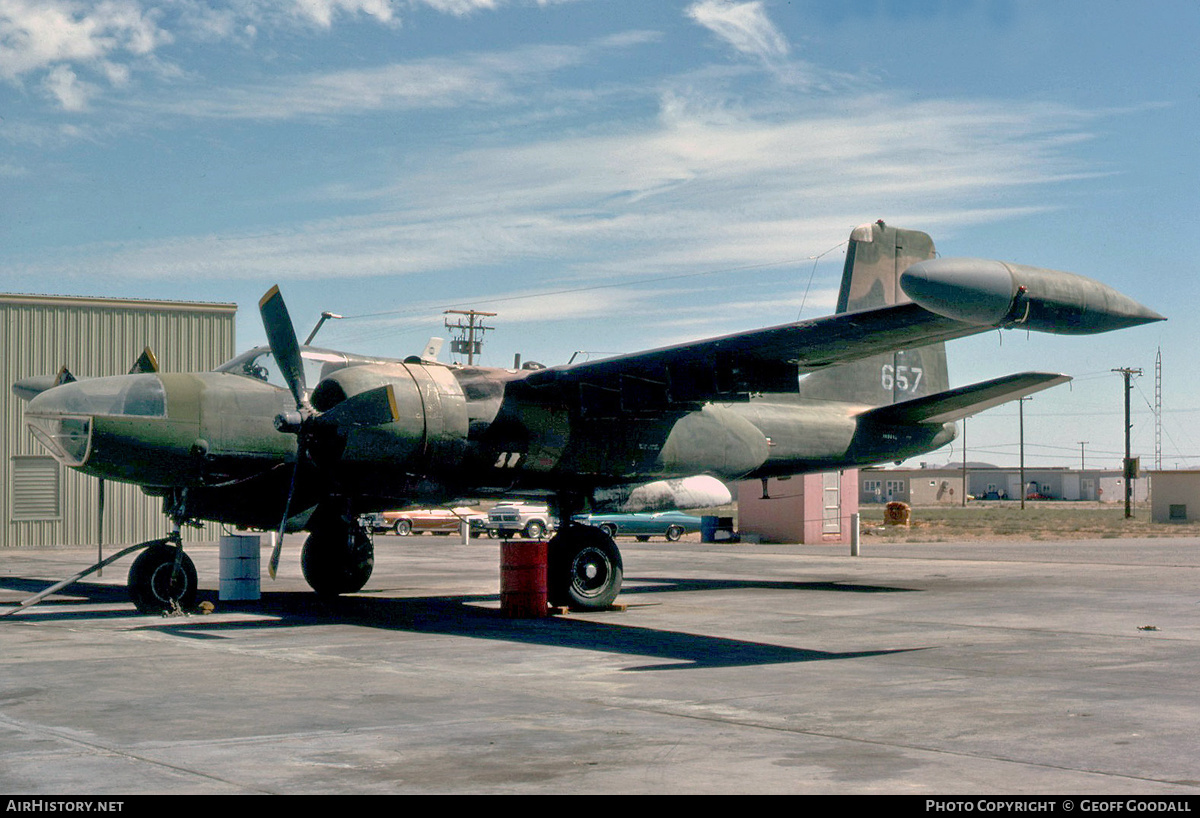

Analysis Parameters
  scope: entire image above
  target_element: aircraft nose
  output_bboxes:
[25,375,167,466]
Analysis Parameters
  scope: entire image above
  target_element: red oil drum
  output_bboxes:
[500,540,548,618]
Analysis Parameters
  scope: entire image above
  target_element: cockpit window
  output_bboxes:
[215,348,349,390]
[34,374,166,418]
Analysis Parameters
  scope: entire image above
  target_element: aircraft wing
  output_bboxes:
[520,255,1160,409]
[521,302,981,404]
[856,372,1072,425]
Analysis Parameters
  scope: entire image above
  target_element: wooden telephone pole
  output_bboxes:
[443,309,496,365]
[1113,367,1142,519]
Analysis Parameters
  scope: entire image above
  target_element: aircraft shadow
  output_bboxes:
[623,577,916,595]
[2,574,921,671]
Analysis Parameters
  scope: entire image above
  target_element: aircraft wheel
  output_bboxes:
[301,527,374,596]
[548,525,623,611]
[128,543,198,614]
[394,519,412,536]
[665,525,684,542]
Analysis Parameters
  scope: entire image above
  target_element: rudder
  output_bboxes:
[797,220,949,406]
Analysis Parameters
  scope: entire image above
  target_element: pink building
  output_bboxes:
[736,471,859,544]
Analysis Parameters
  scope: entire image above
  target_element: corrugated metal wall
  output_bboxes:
[2,293,237,547]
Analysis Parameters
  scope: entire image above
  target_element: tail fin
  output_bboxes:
[796,220,949,406]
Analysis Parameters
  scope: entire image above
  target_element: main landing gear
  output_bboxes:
[300,522,374,597]
[547,523,623,611]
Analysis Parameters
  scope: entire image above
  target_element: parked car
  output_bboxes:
[487,503,555,539]
[365,507,487,537]
[573,510,703,542]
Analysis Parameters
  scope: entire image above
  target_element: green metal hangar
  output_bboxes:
[2,292,237,548]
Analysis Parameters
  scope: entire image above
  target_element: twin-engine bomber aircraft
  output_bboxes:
[14,222,1163,613]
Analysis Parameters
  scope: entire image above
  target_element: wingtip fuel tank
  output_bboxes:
[900,258,1164,334]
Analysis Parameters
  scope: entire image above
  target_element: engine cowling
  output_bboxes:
[310,362,468,487]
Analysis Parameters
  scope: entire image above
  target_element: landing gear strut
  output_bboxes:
[547,524,623,610]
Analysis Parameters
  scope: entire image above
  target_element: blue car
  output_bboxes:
[573,510,703,542]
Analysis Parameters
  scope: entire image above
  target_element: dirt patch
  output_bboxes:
[858,502,1200,542]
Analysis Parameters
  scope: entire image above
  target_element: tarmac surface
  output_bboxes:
[3,534,1200,795]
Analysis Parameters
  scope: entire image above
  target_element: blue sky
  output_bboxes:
[2,0,1197,471]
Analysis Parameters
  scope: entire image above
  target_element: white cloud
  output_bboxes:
[146,39,612,120]
[0,0,169,78]
[164,58,508,119]
[0,0,534,111]
[41,63,97,109]
[6,90,1098,287]
[686,0,788,63]
[0,0,170,108]
[292,0,398,28]
[414,0,499,15]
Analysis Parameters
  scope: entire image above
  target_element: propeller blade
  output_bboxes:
[128,346,159,374]
[269,460,301,580]
[312,385,400,430]
[53,365,76,387]
[268,533,284,580]
[258,285,308,410]
[268,530,284,579]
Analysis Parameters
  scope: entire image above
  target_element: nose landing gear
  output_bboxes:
[127,536,198,614]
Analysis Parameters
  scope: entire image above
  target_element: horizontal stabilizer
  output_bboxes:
[858,372,1071,425]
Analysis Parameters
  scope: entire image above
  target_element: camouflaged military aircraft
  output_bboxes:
[15,222,1163,614]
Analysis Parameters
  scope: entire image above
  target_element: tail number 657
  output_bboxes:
[882,364,923,394]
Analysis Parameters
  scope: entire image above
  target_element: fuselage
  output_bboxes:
[22,344,955,528]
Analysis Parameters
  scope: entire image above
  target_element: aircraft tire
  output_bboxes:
[128,543,198,614]
[548,525,623,611]
[301,527,374,596]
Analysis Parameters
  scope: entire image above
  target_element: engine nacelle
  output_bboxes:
[311,362,468,485]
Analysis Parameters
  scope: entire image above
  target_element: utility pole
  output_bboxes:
[1078,441,1088,470]
[1113,367,1143,519]
[443,309,496,365]
[1019,397,1029,510]
[961,417,968,507]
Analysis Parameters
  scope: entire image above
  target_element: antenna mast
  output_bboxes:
[1155,348,1162,470]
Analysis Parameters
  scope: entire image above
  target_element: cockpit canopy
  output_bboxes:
[214,346,352,394]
